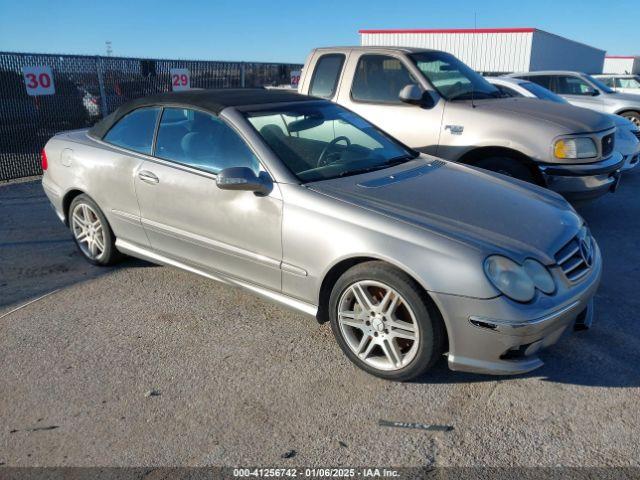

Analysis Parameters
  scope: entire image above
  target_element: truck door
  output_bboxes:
[337,53,444,155]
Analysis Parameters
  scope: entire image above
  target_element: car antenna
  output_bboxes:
[471,12,477,108]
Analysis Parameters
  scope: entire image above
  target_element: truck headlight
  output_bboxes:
[484,256,556,302]
[554,137,597,159]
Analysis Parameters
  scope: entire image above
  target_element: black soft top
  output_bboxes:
[89,88,315,139]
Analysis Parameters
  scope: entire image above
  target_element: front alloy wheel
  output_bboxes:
[329,261,445,381]
[338,281,420,371]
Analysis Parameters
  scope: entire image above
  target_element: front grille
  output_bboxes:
[602,133,615,157]
[632,130,640,141]
[554,229,594,283]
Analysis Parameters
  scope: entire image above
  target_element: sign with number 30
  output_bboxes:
[170,68,190,91]
[22,66,55,96]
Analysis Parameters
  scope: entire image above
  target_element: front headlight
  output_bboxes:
[484,255,556,302]
[554,137,597,159]
[523,259,556,294]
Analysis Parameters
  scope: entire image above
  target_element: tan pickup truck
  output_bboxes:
[298,46,623,200]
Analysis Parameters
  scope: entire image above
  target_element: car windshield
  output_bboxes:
[520,81,568,104]
[583,74,615,94]
[409,51,502,100]
[244,102,417,183]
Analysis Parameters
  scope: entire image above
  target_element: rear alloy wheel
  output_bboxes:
[474,156,536,184]
[69,194,121,266]
[329,262,444,381]
[621,111,640,128]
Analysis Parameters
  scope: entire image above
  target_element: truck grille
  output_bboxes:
[555,229,594,283]
[602,133,615,157]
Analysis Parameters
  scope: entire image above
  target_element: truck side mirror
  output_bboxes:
[399,84,436,109]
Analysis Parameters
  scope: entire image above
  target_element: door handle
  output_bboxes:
[138,170,159,184]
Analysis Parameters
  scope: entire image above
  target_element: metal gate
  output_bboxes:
[0,52,302,181]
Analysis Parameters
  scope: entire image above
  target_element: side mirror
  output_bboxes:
[216,167,272,196]
[590,89,600,97]
[399,84,436,109]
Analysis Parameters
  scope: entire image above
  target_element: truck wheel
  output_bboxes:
[328,261,445,381]
[620,111,640,128]
[474,157,536,184]
[69,194,122,266]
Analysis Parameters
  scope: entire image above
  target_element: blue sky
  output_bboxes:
[0,0,637,63]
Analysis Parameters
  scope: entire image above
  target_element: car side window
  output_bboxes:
[497,85,523,97]
[617,78,640,89]
[600,77,615,88]
[555,76,595,95]
[154,107,260,175]
[351,55,416,104]
[103,107,160,155]
[309,54,345,98]
[525,75,554,91]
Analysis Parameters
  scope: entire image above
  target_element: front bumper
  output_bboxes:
[539,152,624,201]
[431,242,602,375]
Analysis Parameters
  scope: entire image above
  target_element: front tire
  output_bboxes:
[473,156,536,183]
[620,111,640,128]
[69,194,121,266]
[329,261,445,381]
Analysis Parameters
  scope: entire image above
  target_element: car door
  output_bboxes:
[338,53,444,155]
[99,106,161,248]
[134,107,283,291]
[553,75,605,111]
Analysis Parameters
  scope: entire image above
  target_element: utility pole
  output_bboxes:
[105,41,113,57]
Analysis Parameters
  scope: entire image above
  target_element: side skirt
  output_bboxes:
[115,239,318,318]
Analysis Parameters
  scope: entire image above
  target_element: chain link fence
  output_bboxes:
[0,52,302,181]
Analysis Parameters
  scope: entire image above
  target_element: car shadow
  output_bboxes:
[0,180,156,311]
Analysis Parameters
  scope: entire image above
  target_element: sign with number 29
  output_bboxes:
[22,66,55,96]
[170,68,191,91]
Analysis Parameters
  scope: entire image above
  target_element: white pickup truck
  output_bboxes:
[298,47,623,201]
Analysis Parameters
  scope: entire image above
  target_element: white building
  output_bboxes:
[603,56,640,75]
[359,28,605,74]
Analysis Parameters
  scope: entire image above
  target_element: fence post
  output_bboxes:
[96,56,109,118]
[240,62,246,88]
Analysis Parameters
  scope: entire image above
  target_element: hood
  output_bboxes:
[310,158,582,264]
[471,97,615,134]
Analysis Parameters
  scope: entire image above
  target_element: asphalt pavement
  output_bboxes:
[0,173,639,468]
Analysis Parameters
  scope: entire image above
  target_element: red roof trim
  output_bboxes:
[359,28,536,34]
[605,55,638,59]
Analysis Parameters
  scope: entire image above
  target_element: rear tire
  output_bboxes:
[620,111,640,128]
[69,194,121,266]
[474,156,536,183]
[328,261,445,381]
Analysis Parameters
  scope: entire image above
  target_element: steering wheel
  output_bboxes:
[317,136,351,167]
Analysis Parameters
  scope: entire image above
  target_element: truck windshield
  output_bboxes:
[583,74,615,94]
[244,102,417,183]
[409,51,502,101]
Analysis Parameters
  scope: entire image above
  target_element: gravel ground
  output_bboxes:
[0,174,639,469]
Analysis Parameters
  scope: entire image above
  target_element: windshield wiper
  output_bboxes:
[333,155,416,179]
[334,165,390,178]
[449,91,497,101]
[384,153,416,166]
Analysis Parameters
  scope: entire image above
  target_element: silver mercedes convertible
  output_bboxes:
[41,89,601,380]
